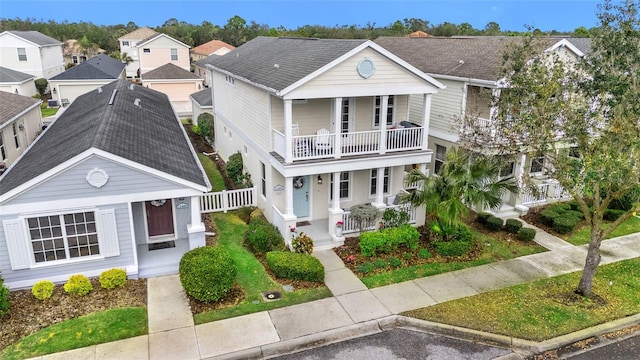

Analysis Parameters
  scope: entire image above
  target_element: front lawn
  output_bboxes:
[41,106,58,118]
[566,216,640,246]
[197,153,226,192]
[404,258,640,341]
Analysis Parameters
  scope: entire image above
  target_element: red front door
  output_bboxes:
[146,200,174,237]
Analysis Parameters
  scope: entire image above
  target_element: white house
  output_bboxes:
[207,37,444,248]
[0,30,64,79]
[0,80,211,289]
[189,88,213,124]
[0,91,42,171]
[118,27,159,78]
[0,67,37,96]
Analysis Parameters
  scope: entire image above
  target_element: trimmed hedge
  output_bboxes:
[179,246,236,302]
[226,152,244,185]
[540,209,560,226]
[0,277,9,317]
[504,219,523,234]
[604,209,626,221]
[32,280,54,300]
[476,212,492,225]
[99,268,127,290]
[485,215,504,231]
[247,218,284,254]
[266,251,324,282]
[564,209,585,220]
[517,227,537,241]
[359,225,419,257]
[434,239,473,257]
[64,274,93,296]
[552,216,581,234]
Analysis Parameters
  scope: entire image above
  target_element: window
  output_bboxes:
[260,162,266,197]
[341,98,350,133]
[27,212,99,263]
[80,56,87,63]
[17,48,27,61]
[499,161,515,178]
[370,168,390,195]
[12,123,19,148]
[225,75,235,86]
[122,41,130,47]
[530,156,544,173]
[373,95,394,127]
[434,145,446,174]
[0,132,5,161]
[330,172,350,200]
[72,55,79,64]
[170,48,178,61]
[143,48,151,53]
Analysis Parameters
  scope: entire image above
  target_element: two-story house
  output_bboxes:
[0,30,64,79]
[0,91,43,172]
[207,37,444,248]
[141,63,204,117]
[375,36,591,216]
[137,33,190,76]
[63,39,105,66]
[118,27,159,78]
[192,40,235,84]
[0,67,37,96]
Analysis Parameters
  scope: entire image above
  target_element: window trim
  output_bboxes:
[370,167,391,197]
[434,144,447,174]
[17,48,27,61]
[373,95,395,128]
[12,122,20,148]
[329,172,352,201]
[0,132,6,161]
[530,155,545,174]
[122,40,130,47]
[260,162,266,198]
[143,48,151,53]
[170,48,178,61]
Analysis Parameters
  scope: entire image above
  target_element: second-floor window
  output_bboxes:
[72,55,79,64]
[143,48,150,53]
[170,48,178,61]
[260,162,266,197]
[530,155,545,174]
[17,48,27,61]
[122,41,130,46]
[12,123,20,148]
[225,75,235,86]
[0,132,6,161]
[374,95,394,127]
[435,145,446,174]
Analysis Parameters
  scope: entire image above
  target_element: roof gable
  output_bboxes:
[0,91,41,127]
[137,33,190,49]
[141,63,201,80]
[0,66,35,83]
[50,54,125,80]
[189,88,212,107]
[1,30,62,47]
[192,39,235,56]
[118,27,158,41]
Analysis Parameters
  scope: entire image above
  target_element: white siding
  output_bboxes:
[410,78,464,141]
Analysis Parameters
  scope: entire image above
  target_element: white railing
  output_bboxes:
[272,205,285,238]
[549,180,572,200]
[521,183,550,206]
[386,127,423,151]
[341,203,417,234]
[273,130,286,158]
[341,130,380,156]
[200,187,257,213]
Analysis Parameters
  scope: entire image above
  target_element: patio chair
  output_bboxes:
[315,128,332,154]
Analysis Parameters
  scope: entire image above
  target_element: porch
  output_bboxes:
[137,239,190,277]
[521,178,571,206]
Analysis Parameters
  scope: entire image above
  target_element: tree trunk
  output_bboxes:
[576,220,603,297]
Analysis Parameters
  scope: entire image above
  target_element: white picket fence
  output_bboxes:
[200,187,257,213]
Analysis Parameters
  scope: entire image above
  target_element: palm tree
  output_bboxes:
[402,147,518,236]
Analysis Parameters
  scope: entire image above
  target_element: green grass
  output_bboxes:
[566,216,640,246]
[361,232,547,288]
[1,307,147,360]
[194,213,331,324]
[404,258,640,341]
[197,153,226,192]
[41,106,59,117]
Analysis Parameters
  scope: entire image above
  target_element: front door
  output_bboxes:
[292,176,310,218]
[146,200,174,238]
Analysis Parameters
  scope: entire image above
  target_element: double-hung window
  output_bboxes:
[17,48,27,61]
[370,168,390,196]
[373,95,394,127]
[27,212,100,263]
[0,132,6,161]
[260,162,266,197]
[170,48,178,61]
[330,172,350,200]
[12,123,19,148]
[434,145,446,174]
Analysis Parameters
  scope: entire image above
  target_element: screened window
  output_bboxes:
[434,145,447,174]
[370,168,390,195]
[27,212,99,263]
[170,48,178,60]
[373,95,394,127]
[330,173,350,200]
[17,48,27,61]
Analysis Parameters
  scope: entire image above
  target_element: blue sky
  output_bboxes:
[0,0,600,32]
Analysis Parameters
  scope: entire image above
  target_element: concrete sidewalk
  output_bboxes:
[31,231,640,360]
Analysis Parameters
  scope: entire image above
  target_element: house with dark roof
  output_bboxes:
[0,80,210,289]
[0,30,64,79]
[374,36,591,215]
[118,27,159,78]
[141,63,204,117]
[189,88,212,123]
[0,67,37,96]
[0,91,42,170]
[48,54,126,105]
[207,36,444,248]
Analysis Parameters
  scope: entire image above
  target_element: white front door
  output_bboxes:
[292,176,310,218]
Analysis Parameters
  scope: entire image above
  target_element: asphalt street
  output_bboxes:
[566,333,640,360]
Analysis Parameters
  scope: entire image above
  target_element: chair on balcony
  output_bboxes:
[315,128,332,155]
[292,123,311,157]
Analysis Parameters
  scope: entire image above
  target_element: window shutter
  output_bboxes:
[2,219,31,270]
[96,209,120,257]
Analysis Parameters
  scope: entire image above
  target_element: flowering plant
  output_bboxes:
[336,221,344,228]
[346,254,355,262]
[289,226,296,232]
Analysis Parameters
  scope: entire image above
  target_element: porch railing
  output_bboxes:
[521,183,550,206]
[341,203,417,234]
[200,187,257,213]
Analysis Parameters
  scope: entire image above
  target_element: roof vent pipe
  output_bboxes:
[134,98,141,107]
[108,89,117,105]
[129,84,135,90]
[97,87,102,93]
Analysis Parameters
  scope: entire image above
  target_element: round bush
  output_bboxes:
[357,262,374,274]
[540,209,560,226]
[291,232,314,254]
[564,209,585,220]
[179,246,236,302]
[246,218,283,254]
[434,239,473,257]
[552,216,580,234]
[99,268,127,290]
[418,248,432,259]
[476,212,492,225]
[504,218,523,234]
[63,274,93,296]
[226,152,244,184]
[485,216,504,231]
[0,277,9,317]
[32,280,54,300]
[517,227,537,241]
[388,258,402,268]
[266,251,324,282]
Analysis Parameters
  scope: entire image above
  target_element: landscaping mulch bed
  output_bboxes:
[183,123,236,190]
[0,278,146,351]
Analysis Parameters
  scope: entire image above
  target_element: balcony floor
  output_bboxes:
[270,148,430,166]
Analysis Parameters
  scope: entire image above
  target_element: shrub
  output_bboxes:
[564,209,585,220]
[567,200,581,211]
[99,268,127,290]
[403,252,412,261]
[418,248,432,259]
[63,274,93,296]
[356,262,375,274]
[0,277,9,317]
[197,112,214,140]
[382,208,410,228]
[236,206,256,224]
[359,225,420,257]
[180,246,236,302]
[249,207,264,222]
[485,216,504,231]
[476,212,492,224]
[549,203,571,213]
[552,216,580,234]
[35,78,48,96]
[226,152,244,185]
[291,232,314,254]
[349,204,381,232]
[609,188,640,211]
[247,218,284,254]
[604,209,626,221]
[434,239,473,257]
[517,227,537,241]
[388,258,403,268]
[373,259,388,269]
[32,280,54,300]
[540,209,560,226]
[266,251,324,282]
[504,218,523,234]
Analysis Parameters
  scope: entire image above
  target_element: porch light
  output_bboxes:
[317,175,323,185]
[52,88,56,94]
[274,184,284,191]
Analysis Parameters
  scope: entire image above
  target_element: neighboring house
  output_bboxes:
[0,67,37,96]
[191,39,235,62]
[189,88,212,124]
[207,37,444,248]
[141,63,203,118]
[63,39,105,66]
[0,91,42,171]
[49,54,126,105]
[137,33,190,75]
[118,27,159,78]
[375,36,591,215]
[0,80,211,289]
[193,54,217,87]
[0,30,64,79]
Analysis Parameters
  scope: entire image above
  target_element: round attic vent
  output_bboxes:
[86,168,109,188]
[357,57,375,79]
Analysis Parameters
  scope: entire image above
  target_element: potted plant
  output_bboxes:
[336,221,344,237]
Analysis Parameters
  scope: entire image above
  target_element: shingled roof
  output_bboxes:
[142,63,200,80]
[0,91,40,128]
[207,36,367,92]
[189,88,212,107]
[50,54,125,80]
[3,30,62,46]
[192,39,235,56]
[0,67,34,83]
[374,36,591,82]
[0,80,208,196]
[118,27,158,41]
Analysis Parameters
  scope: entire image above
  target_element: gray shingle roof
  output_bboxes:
[194,54,219,68]
[142,63,200,80]
[0,67,34,83]
[190,88,212,107]
[566,38,592,55]
[50,54,125,80]
[0,80,207,195]
[374,36,592,82]
[5,30,62,46]
[208,37,367,91]
[0,91,40,127]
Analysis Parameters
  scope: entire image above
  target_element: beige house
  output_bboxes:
[191,39,235,62]
[0,67,37,96]
[137,33,190,75]
[142,63,204,118]
[0,91,42,171]
[118,27,159,78]
[63,39,105,66]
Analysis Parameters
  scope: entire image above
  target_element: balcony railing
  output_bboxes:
[521,180,571,206]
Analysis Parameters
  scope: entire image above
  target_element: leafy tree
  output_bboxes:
[34,78,48,96]
[220,15,248,46]
[572,26,591,37]
[490,0,640,297]
[197,113,214,140]
[484,21,502,35]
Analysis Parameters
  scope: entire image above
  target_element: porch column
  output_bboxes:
[332,171,341,211]
[284,99,293,163]
[373,167,385,208]
[329,171,345,245]
[379,95,389,154]
[515,154,527,206]
[187,195,206,249]
[285,176,295,216]
[421,94,432,151]
[333,97,342,158]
